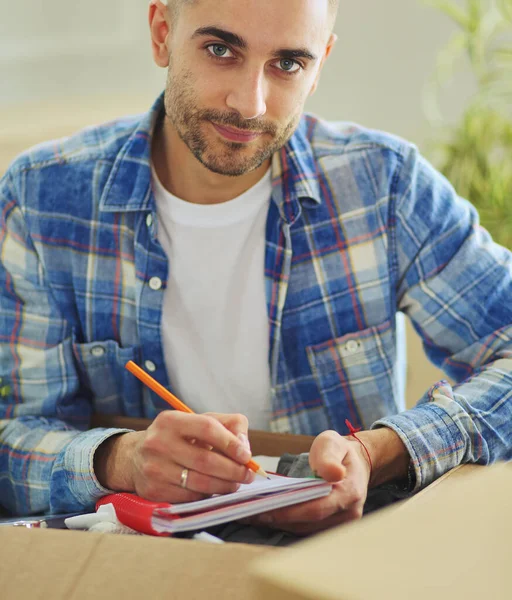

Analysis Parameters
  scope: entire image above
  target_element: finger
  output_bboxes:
[253,468,367,525]
[173,438,254,483]
[309,430,348,482]
[163,413,252,466]
[165,463,250,496]
[205,412,251,452]
[191,439,214,451]
[205,412,249,437]
[255,489,344,525]
[137,481,208,504]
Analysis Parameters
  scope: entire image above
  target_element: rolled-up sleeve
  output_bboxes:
[373,145,512,490]
[0,169,130,515]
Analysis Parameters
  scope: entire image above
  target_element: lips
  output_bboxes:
[211,122,262,143]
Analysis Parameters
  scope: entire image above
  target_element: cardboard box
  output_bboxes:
[0,420,501,600]
[0,424,313,600]
[0,527,268,600]
[251,463,511,600]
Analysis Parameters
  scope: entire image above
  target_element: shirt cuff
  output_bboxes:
[372,398,467,492]
[51,427,133,513]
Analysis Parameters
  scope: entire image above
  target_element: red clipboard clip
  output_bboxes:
[96,493,175,536]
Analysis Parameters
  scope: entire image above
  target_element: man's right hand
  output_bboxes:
[94,411,255,503]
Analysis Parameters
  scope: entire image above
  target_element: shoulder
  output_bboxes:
[4,113,143,177]
[295,113,423,204]
[300,113,414,165]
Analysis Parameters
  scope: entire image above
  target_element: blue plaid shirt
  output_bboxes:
[1,94,511,516]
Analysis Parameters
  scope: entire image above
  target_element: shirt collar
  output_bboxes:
[270,117,323,224]
[99,94,162,213]
[100,93,323,219]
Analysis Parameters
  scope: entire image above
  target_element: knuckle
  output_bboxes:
[233,413,249,429]
[224,438,239,456]
[154,410,177,430]
[141,432,162,455]
[199,415,218,438]
[228,466,246,483]
[193,451,213,473]
[140,460,161,481]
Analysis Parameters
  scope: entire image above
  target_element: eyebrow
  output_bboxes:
[191,26,318,62]
[271,48,317,62]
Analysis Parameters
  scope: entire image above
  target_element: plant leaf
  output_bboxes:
[422,0,470,29]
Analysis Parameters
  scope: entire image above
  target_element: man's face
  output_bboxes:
[161,0,334,177]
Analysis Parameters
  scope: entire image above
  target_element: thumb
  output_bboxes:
[309,430,348,483]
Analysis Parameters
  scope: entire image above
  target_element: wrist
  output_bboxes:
[356,427,411,488]
[94,431,138,492]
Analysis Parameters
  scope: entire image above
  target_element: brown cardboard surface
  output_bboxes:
[0,528,270,600]
[0,428,309,600]
[0,422,499,600]
[397,463,482,508]
[251,463,512,600]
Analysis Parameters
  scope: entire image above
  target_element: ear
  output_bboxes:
[309,33,337,97]
[149,0,171,68]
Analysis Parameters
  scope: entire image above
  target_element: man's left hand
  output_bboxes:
[252,430,371,535]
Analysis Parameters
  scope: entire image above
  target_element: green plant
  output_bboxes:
[424,0,512,249]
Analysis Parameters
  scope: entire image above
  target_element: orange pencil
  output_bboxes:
[125,360,269,479]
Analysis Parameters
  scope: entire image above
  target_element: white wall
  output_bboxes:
[1,0,472,405]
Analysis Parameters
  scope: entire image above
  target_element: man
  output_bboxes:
[1,0,511,532]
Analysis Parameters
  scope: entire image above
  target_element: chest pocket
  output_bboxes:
[72,339,144,417]
[306,320,399,430]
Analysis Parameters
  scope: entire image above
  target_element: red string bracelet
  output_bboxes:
[345,419,373,483]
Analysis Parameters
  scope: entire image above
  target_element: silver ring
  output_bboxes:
[180,468,189,489]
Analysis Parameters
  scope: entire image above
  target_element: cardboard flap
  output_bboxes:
[251,463,512,600]
[0,528,271,600]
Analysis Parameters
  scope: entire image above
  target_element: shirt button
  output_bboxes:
[149,277,162,291]
[90,345,106,358]
[346,340,360,354]
[145,360,157,373]
[146,214,153,228]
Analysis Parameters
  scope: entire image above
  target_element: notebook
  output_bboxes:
[96,475,332,536]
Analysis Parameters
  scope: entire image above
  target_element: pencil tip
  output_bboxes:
[256,467,270,479]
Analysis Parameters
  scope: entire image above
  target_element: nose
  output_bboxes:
[225,67,267,121]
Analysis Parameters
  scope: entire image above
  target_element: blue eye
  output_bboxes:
[208,44,231,58]
[278,59,301,74]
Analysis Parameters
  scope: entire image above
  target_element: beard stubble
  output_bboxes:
[163,66,301,177]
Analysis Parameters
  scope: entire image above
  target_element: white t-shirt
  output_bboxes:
[152,167,273,430]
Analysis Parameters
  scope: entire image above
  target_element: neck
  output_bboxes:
[152,117,271,205]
